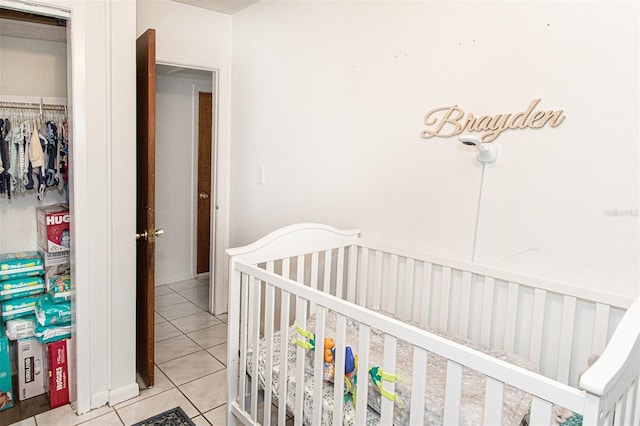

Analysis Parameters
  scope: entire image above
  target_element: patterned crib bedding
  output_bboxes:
[247,310,535,425]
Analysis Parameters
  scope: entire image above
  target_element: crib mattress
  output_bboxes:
[247,310,535,426]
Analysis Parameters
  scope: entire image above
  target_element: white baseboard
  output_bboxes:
[109,382,140,406]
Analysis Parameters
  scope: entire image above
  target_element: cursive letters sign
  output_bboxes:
[420,99,565,142]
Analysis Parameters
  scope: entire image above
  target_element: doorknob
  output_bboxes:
[136,229,164,240]
[199,192,209,199]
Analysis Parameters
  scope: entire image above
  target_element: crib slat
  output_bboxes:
[439,266,452,330]
[312,307,326,426]
[334,314,348,423]
[355,323,371,425]
[278,289,290,426]
[311,251,319,290]
[263,276,275,426]
[358,247,369,307]
[323,249,332,295]
[250,276,262,422]
[309,252,319,314]
[404,258,415,321]
[347,245,358,303]
[483,377,504,425]
[296,255,306,318]
[387,254,399,314]
[443,360,462,425]
[615,391,627,426]
[293,295,308,424]
[529,396,553,425]
[629,380,639,426]
[372,250,383,310]
[380,334,398,425]
[412,261,424,324]
[238,273,249,411]
[556,295,577,384]
[503,282,519,353]
[480,276,495,346]
[282,258,290,279]
[530,288,547,370]
[418,262,433,327]
[592,302,611,355]
[633,380,640,426]
[458,271,472,337]
[409,348,428,425]
[336,247,345,299]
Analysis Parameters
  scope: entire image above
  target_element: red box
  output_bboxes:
[36,204,70,253]
[46,339,69,408]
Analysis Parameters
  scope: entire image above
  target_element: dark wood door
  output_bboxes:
[136,28,156,387]
[196,92,212,274]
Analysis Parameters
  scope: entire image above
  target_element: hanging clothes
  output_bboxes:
[0,119,11,198]
[0,101,68,200]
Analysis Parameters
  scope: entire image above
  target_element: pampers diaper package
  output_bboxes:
[1,277,45,301]
[0,321,14,412]
[0,251,44,282]
[1,295,41,321]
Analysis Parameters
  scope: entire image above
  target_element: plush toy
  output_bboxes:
[369,366,404,407]
[294,324,359,403]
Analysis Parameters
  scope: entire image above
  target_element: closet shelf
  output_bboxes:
[0,100,66,112]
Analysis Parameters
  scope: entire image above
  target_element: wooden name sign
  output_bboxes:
[420,99,565,142]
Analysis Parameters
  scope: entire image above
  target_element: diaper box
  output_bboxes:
[36,204,71,253]
[45,339,69,408]
[39,248,69,268]
[15,338,46,400]
[0,321,14,412]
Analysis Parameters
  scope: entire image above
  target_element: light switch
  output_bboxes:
[257,166,265,185]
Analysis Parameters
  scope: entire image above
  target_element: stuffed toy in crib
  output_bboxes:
[294,324,359,403]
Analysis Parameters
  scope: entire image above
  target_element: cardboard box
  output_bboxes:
[15,338,46,400]
[45,339,69,408]
[39,248,69,268]
[36,204,70,253]
[0,321,14,412]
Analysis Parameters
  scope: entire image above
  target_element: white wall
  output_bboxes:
[155,73,211,285]
[230,1,639,299]
[0,35,67,97]
[0,34,67,253]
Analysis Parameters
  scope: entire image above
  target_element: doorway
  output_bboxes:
[154,64,216,305]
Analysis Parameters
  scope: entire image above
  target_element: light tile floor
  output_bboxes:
[9,276,232,426]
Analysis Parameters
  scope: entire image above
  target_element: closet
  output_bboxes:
[0,7,71,424]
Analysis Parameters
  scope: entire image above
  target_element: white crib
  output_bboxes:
[226,223,640,425]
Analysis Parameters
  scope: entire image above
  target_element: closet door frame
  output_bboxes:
[0,0,139,416]
[0,0,91,414]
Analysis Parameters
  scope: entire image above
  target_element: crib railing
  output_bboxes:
[226,224,639,425]
[350,240,632,388]
[229,259,639,425]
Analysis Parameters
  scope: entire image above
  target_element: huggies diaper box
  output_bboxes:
[0,321,14,412]
[36,204,71,253]
[45,339,70,408]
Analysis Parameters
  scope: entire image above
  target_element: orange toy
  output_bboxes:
[324,338,335,363]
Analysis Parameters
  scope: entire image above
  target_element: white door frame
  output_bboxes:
[0,0,91,414]
[1,0,141,415]
[157,60,229,316]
